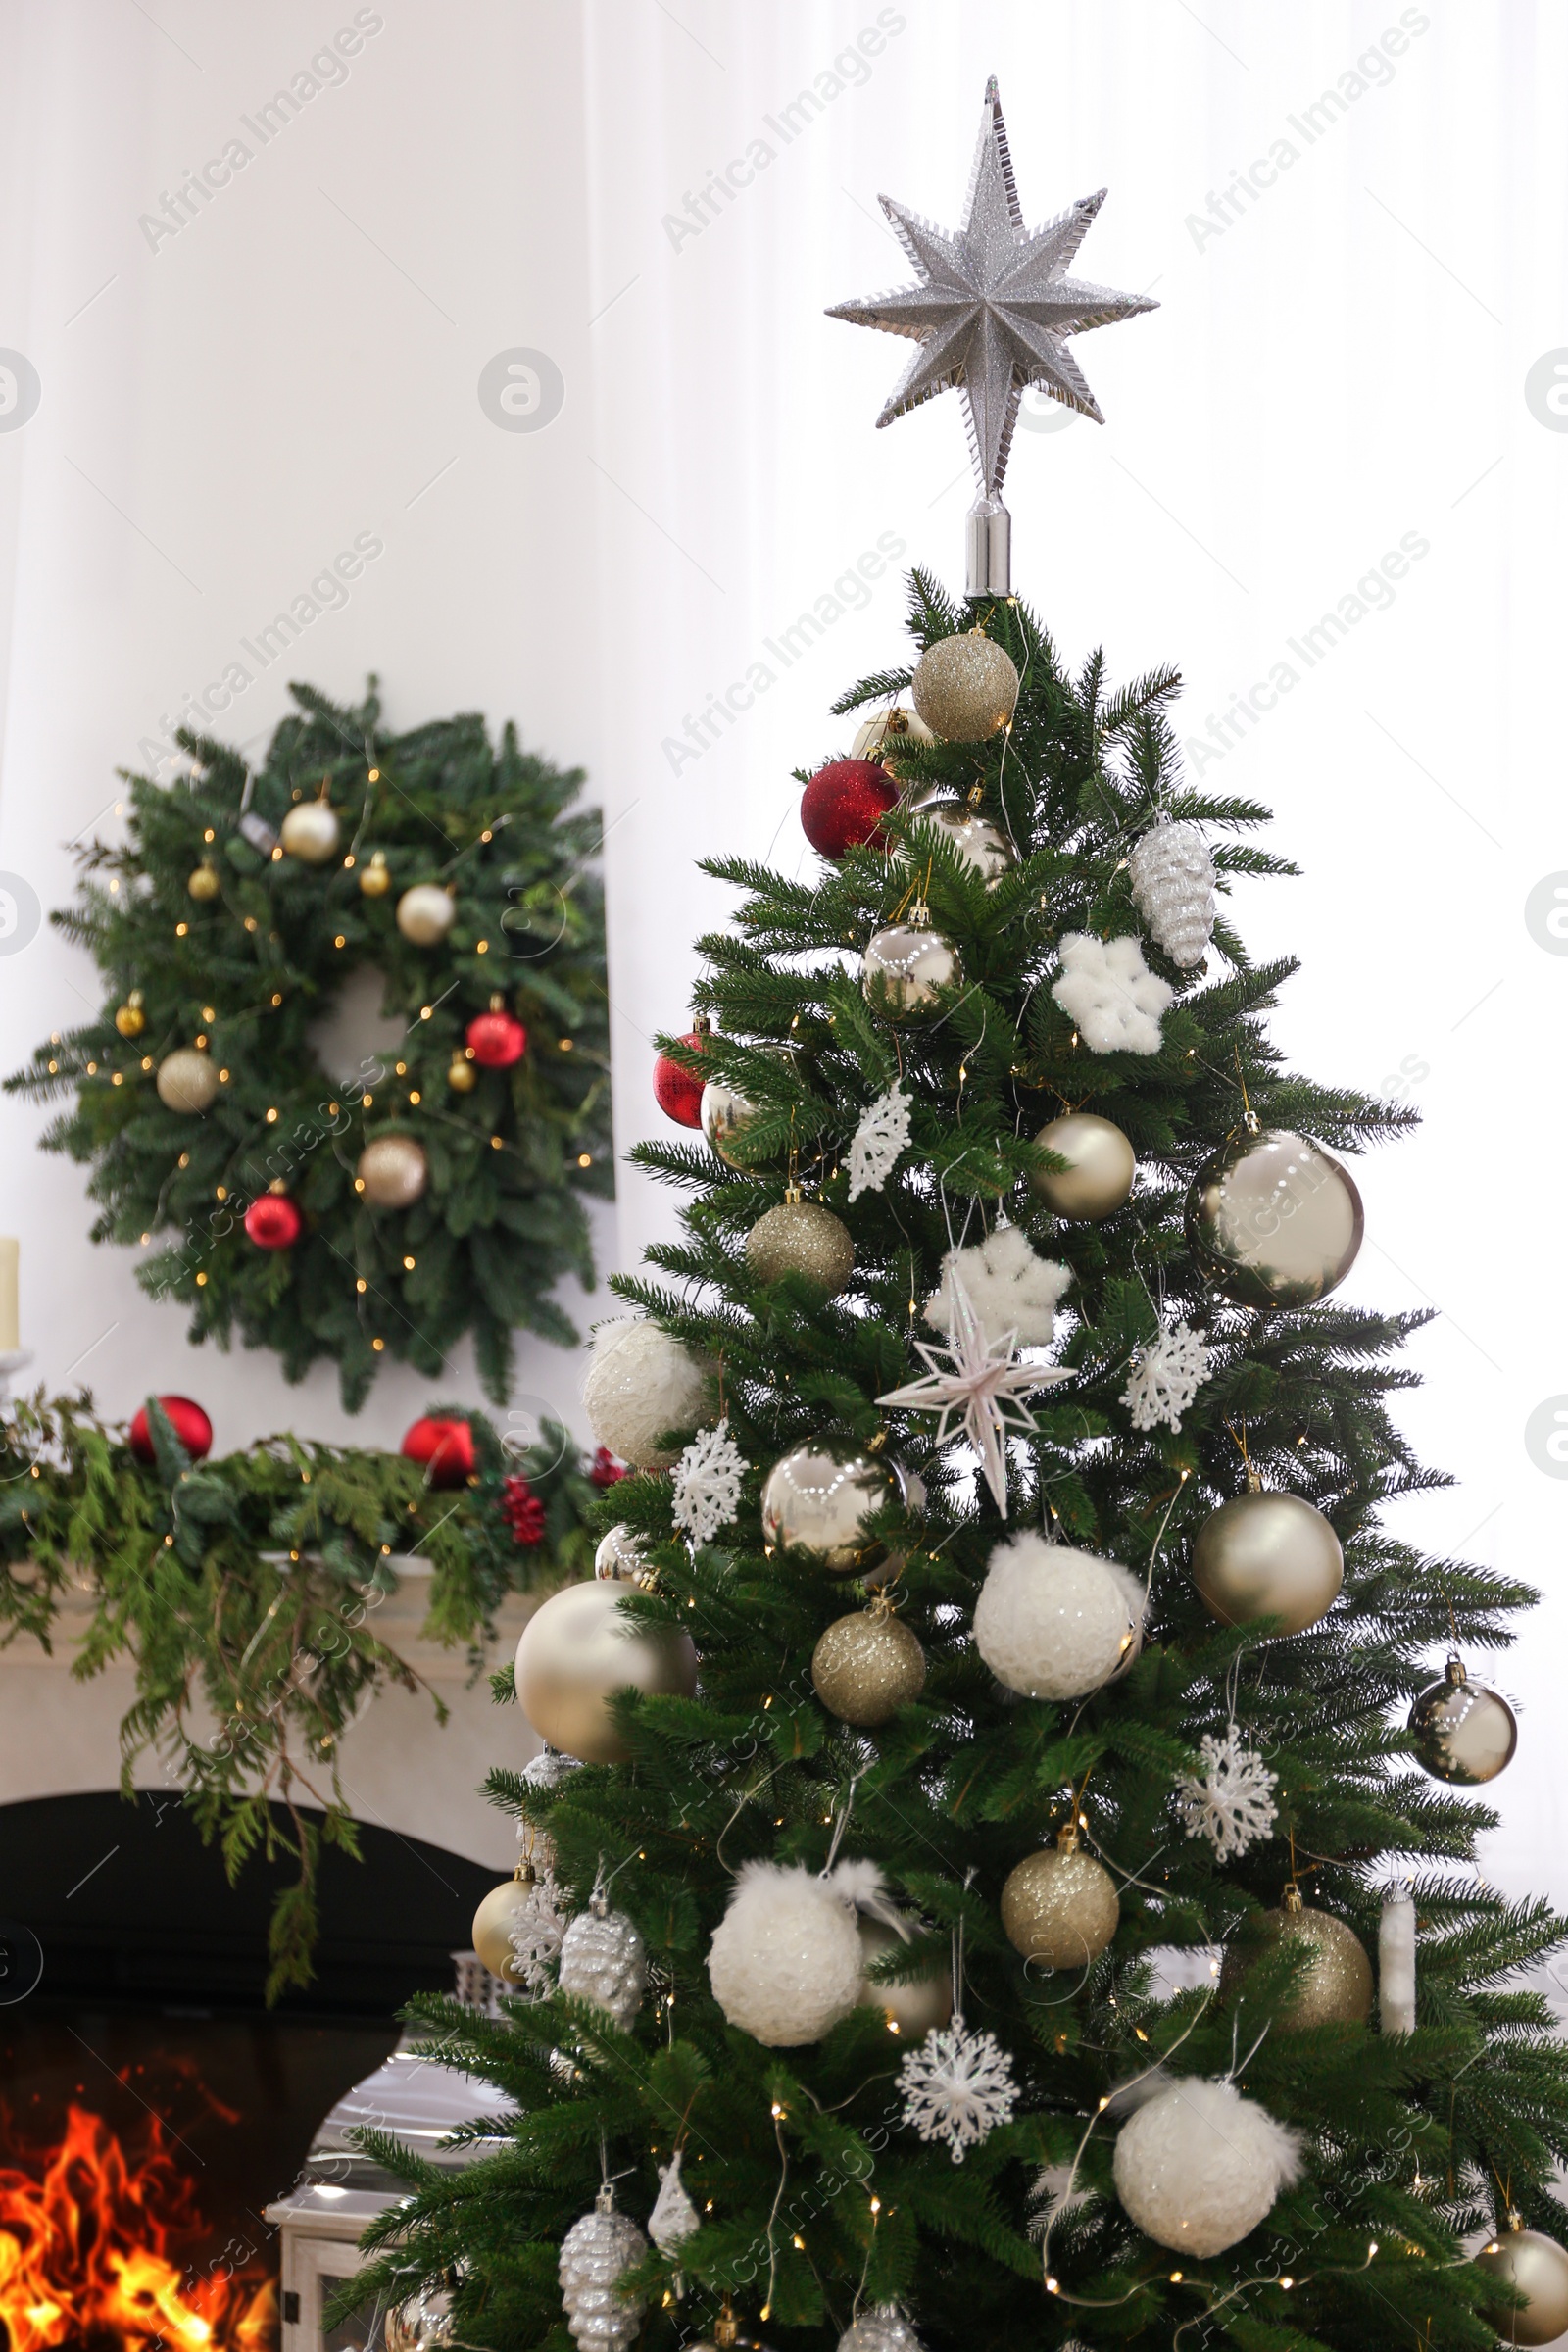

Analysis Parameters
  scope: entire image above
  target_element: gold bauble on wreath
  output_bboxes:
[851,703,935,776]
[910,632,1020,741]
[1001,1822,1120,1970]
[514,1577,698,1764]
[471,1863,540,1983]
[359,850,393,898]
[1028,1111,1136,1221]
[187,860,221,902]
[357,1133,429,1208]
[1223,1886,1374,2030]
[746,1193,854,1297]
[861,906,960,1016]
[1185,1121,1364,1307]
[396,881,457,946]
[114,990,146,1039]
[1408,1652,1518,1785]
[279,792,341,864]
[811,1596,925,1726]
[760,1435,905,1574]
[1192,1485,1343,1637]
[156,1047,220,1114]
[446,1052,477,1094]
[1476,2215,1568,2346]
[858,1916,953,2038]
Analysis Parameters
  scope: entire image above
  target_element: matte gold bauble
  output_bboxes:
[901,784,1017,885]
[1225,1886,1373,2030]
[359,850,393,898]
[156,1047,219,1114]
[279,796,341,864]
[910,633,1019,741]
[357,1133,429,1208]
[1477,2218,1568,2346]
[594,1523,654,1588]
[1028,1111,1136,1221]
[1000,1823,1119,1970]
[746,1195,854,1297]
[857,1917,953,2038]
[760,1436,905,1574]
[861,910,960,1016]
[447,1053,477,1093]
[396,882,457,946]
[1185,1123,1364,1308]
[851,704,936,777]
[114,990,146,1039]
[187,861,220,902]
[514,1577,698,1764]
[811,1600,925,1726]
[1192,1486,1343,1637]
[471,1866,539,1983]
[1409,1652,1517,1785]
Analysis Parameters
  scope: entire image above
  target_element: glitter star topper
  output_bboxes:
[876,1274,1069,1515]
[828,77,1156,595]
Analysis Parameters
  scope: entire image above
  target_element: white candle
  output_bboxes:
[1379,1886,1416,2034]
[0,1238,18,1351]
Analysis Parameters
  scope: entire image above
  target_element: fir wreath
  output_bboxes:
[8,682,613,1408]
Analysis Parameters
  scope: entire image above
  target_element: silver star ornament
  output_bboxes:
[828,77,1156,593]
[876,1274,1070,1516]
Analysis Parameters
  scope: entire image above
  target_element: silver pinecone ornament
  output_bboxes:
[1128,817,1215,968]
[559,2187,649,2352]
[839,2310,925,2352]
[559,1888,647,2029]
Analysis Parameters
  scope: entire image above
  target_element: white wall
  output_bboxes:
[2,3,1566,1914]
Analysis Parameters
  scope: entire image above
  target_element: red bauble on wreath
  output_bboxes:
[129,1396,214,1463]
[244,1189,302,1250]
[402,1414,476,1488]
[800,759,899,858]
[653,1018,710,1129]
[466,995,528,1068]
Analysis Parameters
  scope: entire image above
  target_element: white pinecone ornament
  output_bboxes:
[1127,818,1216,968]
[559,1889,647,2030]
[559,2188,649,2352]
[839,2310,925,2352]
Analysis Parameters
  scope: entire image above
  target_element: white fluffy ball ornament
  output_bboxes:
[582,1318,714,1471]
[1112,2076,1301,2257]
[707,1860,881,2046]
[973,1532,1146,1701]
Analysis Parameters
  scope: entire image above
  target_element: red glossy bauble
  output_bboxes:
[800,759,899,858]
[466,1007,527,1068]
[129,1396,214,1463]
[402,1414,476,1487]
[654,1030,709,1128]
[244,1192,302,1250]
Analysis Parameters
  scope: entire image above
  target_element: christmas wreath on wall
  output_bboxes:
[9,682,612,1408]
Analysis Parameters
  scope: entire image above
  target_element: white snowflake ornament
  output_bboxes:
[671,1418,746,1545]
[1128,818,1216,968]
[848,1081,912,1200]
[1052,931,1173,1054]
[897,2011,1017,2163]
[508,1865,569,1992]
[925,1224,1071,1349]
[1175,1727,1278,1861]
[1122,1320,1211,1433]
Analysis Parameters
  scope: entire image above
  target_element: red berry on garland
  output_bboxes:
[129,1396,214,1463]
[401,1414,476,1488]
[589,1446,627,1488]
[800,759,899,859]
[653,1016,710,1129]
[500,1473,548,1545]
[466,994,527,1068]
[244,1187,302,1250]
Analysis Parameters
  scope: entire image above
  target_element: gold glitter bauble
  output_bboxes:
[760,1436,905,1574]
[851,704,935,776]
[1186,1124,1364,1308]
[811,1603,925,1726]
[447,1054,477,1093]
[114,992,146,1039]
[901,785,1017,886]
[595,1523,654,1587]
[1028,1112,1135,1221]
[279,797,341,864]
[187,862,220,902]
[746,1198,854,1297]
[471,1867,539,1983]
[1477,2220,1568,2345]
[861,916,960,1016]
[857,1917,953,2038]
[396,882,457,946]
[1224,1888,1373,2030]
[514,1578,698,1764]
[1001,1825,1119,1969]
[156,1047,219,1114]
[359,850,393,898]
[1192,1488,1343,1637]
[910,633,1019,741]
[358,1133,429,1207]
[1409,1653,1517,1785]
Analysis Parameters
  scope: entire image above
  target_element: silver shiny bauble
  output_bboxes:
[1409,1653,1517,1785]
[594,1523,653,1587]
[910,633,1019,741]
[156,1047,220,1114]
[700,1077,767,1169]
[1186,1124,1364,1308]
[1477,2221,1568,2346]
[901,784,1017,885]
[1224,1888,1373,2030]
[760,1436,905,1573]
[1028,1112,1135,1221]
[1001,1825,1119,1970]
[279,798,341,864]
[514,1578,698,1764]
[357,1133,429,1207]
[384,2284,455,2352]
[857,1917,953,2039]
[396,882,457,946]
[861,918,960,1016]
[811,1604,925,1726]
[851,704,936,776]
[471,1870,538,1984]
[1192,1488,1343,1637]
[746,1198,854,1296]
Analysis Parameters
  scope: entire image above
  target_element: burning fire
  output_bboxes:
[0,2105,275,2352]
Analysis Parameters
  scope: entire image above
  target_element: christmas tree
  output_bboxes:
[352,85,1568,2352]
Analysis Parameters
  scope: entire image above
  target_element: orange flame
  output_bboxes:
[0,2105,275,2352]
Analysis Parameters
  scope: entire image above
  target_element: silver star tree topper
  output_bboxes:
[828,77,1156,595]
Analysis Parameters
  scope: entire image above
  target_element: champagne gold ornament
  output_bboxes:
[446,1052,477,1093]
[909,633,1019,741]
[358,1133,429,1208]
[858,1916,953,2037]
[156,1047,220,1114]
[1224,1885,1373,2030]
[1409,1652,1517,1785]
[701,1077,766,1169]
[811,1595,925,1725]
[397,882,457,946]
[279,790,340,864]
[1477,2215,1568,2346]
[746,1192,854,1296]
[851,704,935,776]
[472,1863,540,1983]
[359,849,393,898]
[114,990,146,1039]
[861,905,960,1015]
[187,861,220,902]
[1186,1122,1364,1308]
[1001,1822,1119,1970]
[1028,1112,1135,1221]
[901,784,1017,885]
[594,1523,654,1587]
[760,1435,905,1573]
[514,1577,698,1764]
[1192,1484,1343,1637]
